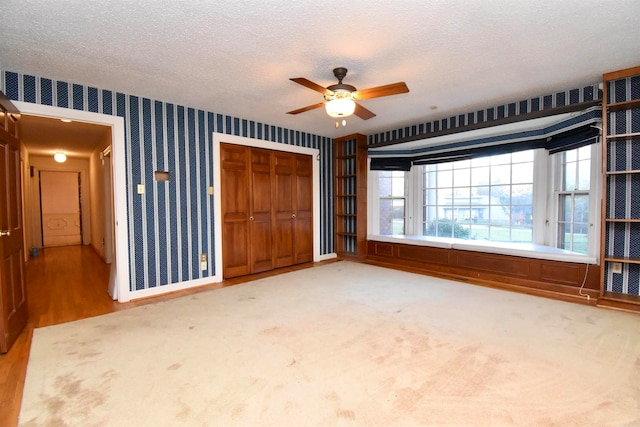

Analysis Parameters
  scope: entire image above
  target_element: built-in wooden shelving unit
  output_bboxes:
[334,133,367,259]
[599,65,640,312]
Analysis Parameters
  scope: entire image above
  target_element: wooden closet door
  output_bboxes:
[272,152,295,268]
[293,153,313,263]
[220,143,251,278]
[249,148,273,273]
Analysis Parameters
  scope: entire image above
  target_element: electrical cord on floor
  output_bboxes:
[578,263,590,301]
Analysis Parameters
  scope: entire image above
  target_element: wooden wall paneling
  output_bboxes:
[367,240,601,304]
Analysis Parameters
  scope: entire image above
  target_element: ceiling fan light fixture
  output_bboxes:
[54,152,67,163]
[325,91,356,118]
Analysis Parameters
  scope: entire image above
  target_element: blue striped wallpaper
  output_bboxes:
[1,71,334,292]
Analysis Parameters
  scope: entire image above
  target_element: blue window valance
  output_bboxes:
[369,106,601,171]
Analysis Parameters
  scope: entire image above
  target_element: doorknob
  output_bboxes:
[249,216,254,221]
[0,230,10,237]
[291,214,296,218]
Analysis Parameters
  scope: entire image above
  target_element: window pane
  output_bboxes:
[578,145,590,160]
[379,199,394,235]
[471,156,491,167]
[453,168,471,187]
[512,163,533,184]
[438,170,452,187]
[577,159,590,190]
[391,177,405,196]
[512,150,534,163]
[471,166,490,185]
[491,164,510,185]
[574,194,589,223]
[564,161,576,190]
[392,199,405,234]
[491,153,511,165]
[561,195,571,222]
[512,184,533,206]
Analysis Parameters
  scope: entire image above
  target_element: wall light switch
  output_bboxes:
[207,186,214,195]
[200,253,207,271]
[137,184,145,194]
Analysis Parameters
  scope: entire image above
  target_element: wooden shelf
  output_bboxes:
[597,292,640,313]
[606,99,640,112]
[337,232,357,237]
[604,256,640,264]
[605,218,640,223]
[605,132,640,140]
[606,170,640,175]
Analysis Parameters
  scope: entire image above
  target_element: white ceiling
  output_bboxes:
[2,0,640,144]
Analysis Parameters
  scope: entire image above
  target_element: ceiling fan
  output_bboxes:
[287,67,409,120]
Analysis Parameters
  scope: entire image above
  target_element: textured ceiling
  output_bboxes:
[2,0,640,144]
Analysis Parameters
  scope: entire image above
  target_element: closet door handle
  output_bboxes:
[0,230,10,237]
[249,216,254,221]
[291,214,296,218]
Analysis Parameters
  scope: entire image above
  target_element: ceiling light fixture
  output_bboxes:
[325,90,356,118]
[54,152,67,163]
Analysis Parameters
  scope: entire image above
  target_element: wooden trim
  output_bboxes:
[367,240,601,306]
[597,291,640,313]
[603,65,640,81]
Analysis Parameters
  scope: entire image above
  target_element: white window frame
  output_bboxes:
[545,143,601,258]
[368,145,601,264]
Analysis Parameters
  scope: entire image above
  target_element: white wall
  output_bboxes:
[89,132,113,260]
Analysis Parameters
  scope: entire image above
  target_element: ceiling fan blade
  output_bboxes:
[286,102,326,115]
[353,102,376,120]
[353,82,409,100]
[290,78,332,95]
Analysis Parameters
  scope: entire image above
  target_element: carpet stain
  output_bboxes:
[393,387,422,411]
[323,391,340,401]
[336,408,356,420]
[231,404,246,420]
[175,400,193,420]
[260,326,281,335]
[167,363,182,371]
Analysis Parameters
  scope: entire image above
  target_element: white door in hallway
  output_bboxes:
[40,170,82,247]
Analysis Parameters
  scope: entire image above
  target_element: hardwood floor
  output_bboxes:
[0,244,331,427]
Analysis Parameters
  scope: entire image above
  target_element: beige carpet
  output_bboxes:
[19,261,640,426]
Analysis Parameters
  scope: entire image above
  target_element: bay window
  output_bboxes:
[368,107,602,262]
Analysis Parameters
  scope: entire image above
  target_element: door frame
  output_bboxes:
[14,101,130,302]
[213,133,330,279]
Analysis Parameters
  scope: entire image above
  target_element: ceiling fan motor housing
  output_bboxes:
[327,67,357,96]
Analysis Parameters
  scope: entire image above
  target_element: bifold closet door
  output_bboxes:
[221,143,252,278]
[293,153,313,264]
[273,152,313,267]
[248,148,274,273]
[221,143,312,278]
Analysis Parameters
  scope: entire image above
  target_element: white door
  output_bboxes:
[40,170,82,247]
